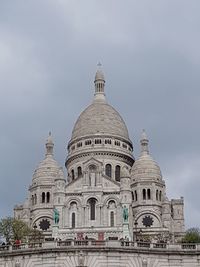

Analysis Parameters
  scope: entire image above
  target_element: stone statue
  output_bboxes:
[53,208,59,224]
[123,205,129,222]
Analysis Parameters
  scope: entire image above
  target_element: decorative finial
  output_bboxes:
[46,132,54,156]
[140,129,149,155]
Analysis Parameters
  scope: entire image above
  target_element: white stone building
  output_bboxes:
[14,67,184,242]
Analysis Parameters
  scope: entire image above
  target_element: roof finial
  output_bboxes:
[140,129,149,155]
[94,63,106,102]
[46,132,54,156]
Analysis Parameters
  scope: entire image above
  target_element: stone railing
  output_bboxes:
[0,240,199,253]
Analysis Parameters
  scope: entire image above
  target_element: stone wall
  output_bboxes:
[0,241,200,267]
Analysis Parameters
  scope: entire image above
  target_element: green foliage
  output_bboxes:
[12,219,30,241]
[182,228,200,243]
[0,217,38,243]
[28,227,43,243]
[0,217,13,242]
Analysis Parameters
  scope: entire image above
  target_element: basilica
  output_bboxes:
[14,67,185,242]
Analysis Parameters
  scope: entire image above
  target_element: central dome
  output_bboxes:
[71,102,130,141]
[71,67,131,142]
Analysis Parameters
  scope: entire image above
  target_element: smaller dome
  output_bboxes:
[33,156,64,184]
[32,135,64,184]
[131,154,162,182]
[131,130,162,182]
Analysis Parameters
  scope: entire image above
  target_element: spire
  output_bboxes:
[140,129,149,155]
[45,132,54,156]
[94,63,106,102]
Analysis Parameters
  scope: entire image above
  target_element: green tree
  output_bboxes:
[0,217,13,242]
[0,217,38,243]
[12,219,31,241]
[182,228,200,243]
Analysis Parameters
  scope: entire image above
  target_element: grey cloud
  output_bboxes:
[0,0,200,228]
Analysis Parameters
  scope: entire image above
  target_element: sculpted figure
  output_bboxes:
[123,205,129,222]
[53,208,59,224]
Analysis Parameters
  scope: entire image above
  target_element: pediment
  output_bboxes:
[65,177,83,192]
[101,174,120,189]
[83,157,103,172]
[65,173,120,193]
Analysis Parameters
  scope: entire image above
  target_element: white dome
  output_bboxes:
[131,130,162,182]
[71,102,130,141]
[33,156,64,184]
[32,135,64,184]
[131,154,162,182]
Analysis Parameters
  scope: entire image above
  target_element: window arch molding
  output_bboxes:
[143,189,146,200]
[46,192,50,203]
[77,166,82,178]
[110,211,115,227]
[115,165,121,181]
[105,163,112,178]
[71,212,76,228]
[147,189,151,200]
[66,198,82,209]
[41,192,45,203]
[108,200,117,209]
[87,198,98,221]
[103,196,120,207]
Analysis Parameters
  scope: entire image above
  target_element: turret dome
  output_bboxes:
[32,134,64,184]
[131,130,162,182]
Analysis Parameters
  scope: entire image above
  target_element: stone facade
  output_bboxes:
[14,67,184,243]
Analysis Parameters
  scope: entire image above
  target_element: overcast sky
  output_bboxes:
[0,0,200,229]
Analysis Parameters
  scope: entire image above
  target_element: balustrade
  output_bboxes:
[0,241,199,252]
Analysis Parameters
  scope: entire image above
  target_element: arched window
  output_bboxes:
[31,195,34,205]
[115,165,121,181]
[159,191,162,201]
[132,192,135,201]
[89,198,96,221]
[105,164,112,178]
[143,189,146,200]
[147,189,151,200]
[156,190,159,200]
[72,212,76,228]
[42,192,45,203]
[135,190,138,201]
[77,166,82,178]
[46,192,50,203]
[34,194,37,205]
[110,211,114,227]
[71,169,75,180]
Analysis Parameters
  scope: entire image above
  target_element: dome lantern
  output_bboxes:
[94,63,106,102]
[140,129,149,156]
[45,132,54,157]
